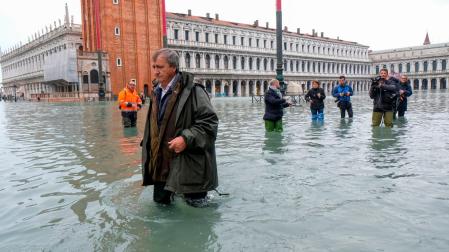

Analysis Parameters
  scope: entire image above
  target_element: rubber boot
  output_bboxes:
[311,114,318,120]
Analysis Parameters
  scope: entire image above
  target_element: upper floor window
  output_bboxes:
[116,58,122,67]
[215,34,219,43]
[224,35,227,44]
[174,29,179,40]
[185,31,189,41]
[195,32,200,42]
[432,60,437,71]
[113,0,119,4]
[264,40,267,48]
[114,26,120,36]
[232,36,236,45]
[256,39,259,47]
[271,41,274,49]
[205,33,209,43]
[442,59,447,70]
[241,37,244,46]
[249,38,252,47]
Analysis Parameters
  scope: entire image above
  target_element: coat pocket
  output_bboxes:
[177,153,206,186]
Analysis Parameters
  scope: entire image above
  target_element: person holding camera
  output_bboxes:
[332,75,353,118]
[118,79,142,127]
[305,80,326,120]
[369,68,399,127]
[394,74,413,118]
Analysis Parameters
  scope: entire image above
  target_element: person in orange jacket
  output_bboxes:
[118,79,142,127]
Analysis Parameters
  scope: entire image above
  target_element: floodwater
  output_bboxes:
[1,91,449,252]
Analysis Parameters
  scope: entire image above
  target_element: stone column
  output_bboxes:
[237,80,242,97]
[220,80,225,95]
[437,59,442,71]
[418,79,422,90]
[245,81,250,97]
[229,81,234,97]
[211,80,216,97]
[436,78,440,89]
[201,53,206,70]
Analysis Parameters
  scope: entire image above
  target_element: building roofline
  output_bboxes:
[167,12,369,48]
[370,42,449,54]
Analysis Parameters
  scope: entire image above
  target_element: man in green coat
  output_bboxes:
[141,48,219,207]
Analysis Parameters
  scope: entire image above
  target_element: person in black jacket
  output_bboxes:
[305,80,326,120]
[263,79,292,132]
[394,75,413,118]
[369,68,398,128]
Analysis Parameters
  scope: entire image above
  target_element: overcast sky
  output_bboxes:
[1,0,448,56]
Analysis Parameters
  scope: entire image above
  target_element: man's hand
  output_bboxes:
[346,92,350,96]
[168,136,187,153]
[399,90,405,95]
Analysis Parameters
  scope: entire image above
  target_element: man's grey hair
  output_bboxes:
[152,48,179,70]
[269,79,279,86]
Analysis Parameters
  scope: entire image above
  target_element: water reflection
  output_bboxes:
[263,131,285,154]
[1,92,449,251]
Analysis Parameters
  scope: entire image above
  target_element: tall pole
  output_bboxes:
[94,0,105,100]
[161,0,168,48]
[276,0,285,93]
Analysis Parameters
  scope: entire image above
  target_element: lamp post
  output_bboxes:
[275,0,286,94]
[13,84,17,102]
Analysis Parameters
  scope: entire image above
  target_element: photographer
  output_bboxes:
[394,75,413,118]
[332,75,353,118]
[369,68,398,127]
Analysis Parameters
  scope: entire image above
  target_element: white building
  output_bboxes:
[166,11,372,96]
[0,5,111,101]
[370,35,449,90]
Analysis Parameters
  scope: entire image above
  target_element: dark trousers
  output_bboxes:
[339,101,353,118]
[153,182,207,204]
[121,111,137,127]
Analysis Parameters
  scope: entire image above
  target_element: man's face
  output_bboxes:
[128,82,136,91]
[273,80,280,89]
[400,76,408,83]
[339,78,345,85]
[153,55,177,86]
[380,70,388,79]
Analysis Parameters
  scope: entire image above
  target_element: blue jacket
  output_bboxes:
[332,84,353,102]
[263,87,290,121]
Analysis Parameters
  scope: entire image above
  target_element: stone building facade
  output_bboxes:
[0,5,111,101]
[370,41,449,90]
[166,11,372,96]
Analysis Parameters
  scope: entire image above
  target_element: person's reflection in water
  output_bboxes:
[263,131,285,155]
[123,127,138,138]
[137,202,221,252]
[368,127,408,179]
[120,127,139,156]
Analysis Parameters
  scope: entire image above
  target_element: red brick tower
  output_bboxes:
[81,0,163,97]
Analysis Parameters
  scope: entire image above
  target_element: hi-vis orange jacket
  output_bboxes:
[118,87,142,111]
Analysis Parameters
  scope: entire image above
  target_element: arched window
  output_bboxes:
[423,61,428,72]
[116,58,122,66]
[233,56,237,70]
[312,62,316,72]
[442,59,447,70]
[90,69,99,83]
[215,55,220,69]
[249,58,253,70]
[114,26,120,35]
[224,56,229,69]
[376,65,380,74]
[406,62,411,72]
[284,60,287,71]
[263,58,268,71]
[270,59,274,71]
[296,61,299,72]
[390,64,395,73]
[195,54,201,68]
[415,62,419,72]
[399,63,403,73]
[82,72,89,84]
[256,58,260,70]
[206,54,211,69]
[432,60,437,71]
[185,53,191,68]
[241,57,245,70]
[317,62,321,73]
